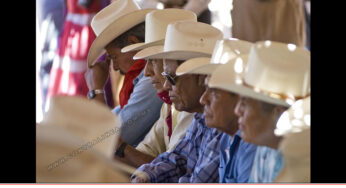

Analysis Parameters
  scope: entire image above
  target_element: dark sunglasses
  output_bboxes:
[161,72,177,85]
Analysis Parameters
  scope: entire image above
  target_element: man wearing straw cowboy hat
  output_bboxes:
[110,8,197,167]
[219,40,310,182]
[84,0,163,147]
[130,20,223,183]
[37,96,136,182]
[177,38,258,183]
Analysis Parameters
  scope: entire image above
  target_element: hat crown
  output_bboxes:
[164,21,223,54]
[209,55,249,91]
[41,96,120,158]
[91,0,140,36]
[210,38,253,65]
[145,9,197,43]
[245,41,310,98]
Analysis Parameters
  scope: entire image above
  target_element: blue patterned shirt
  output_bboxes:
[248,146,284,183]
[219,130,257,183]
[112,70,163,147]
[133,113,224,183]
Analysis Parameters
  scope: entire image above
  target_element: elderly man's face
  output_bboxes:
[162,59,205,113]
[105,46,137,75]
[200,85,240,135]
[144,59,165,92]
[234,96,279,145]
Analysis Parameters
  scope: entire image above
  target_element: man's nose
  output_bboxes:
[163,79,172,91]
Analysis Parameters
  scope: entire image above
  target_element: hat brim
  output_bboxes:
[133,45,211,60]
[121,39,165,53]
[209,80,290,107]
[176,57,223,76]
[87,9,155,67]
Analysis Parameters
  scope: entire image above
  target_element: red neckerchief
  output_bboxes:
[157,90,173,139]
[119,59,146,109]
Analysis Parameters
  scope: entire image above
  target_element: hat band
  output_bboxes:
[243,80,310,105]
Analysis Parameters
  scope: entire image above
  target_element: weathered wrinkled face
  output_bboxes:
[144,59,165,92]
[234,96,279,145]
[162,59,205,113]
[200,85,240,135]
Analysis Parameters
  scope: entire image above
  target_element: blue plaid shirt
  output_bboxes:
[133,113,224,183]
[219,131,257,183]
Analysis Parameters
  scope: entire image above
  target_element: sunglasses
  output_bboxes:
[161,72,177,85]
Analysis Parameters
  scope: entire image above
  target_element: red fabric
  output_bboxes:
[46,0,102,101]
[119,59,147,109]
[157,90,173,139]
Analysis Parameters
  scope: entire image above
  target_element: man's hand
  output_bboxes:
[85,57,111,90]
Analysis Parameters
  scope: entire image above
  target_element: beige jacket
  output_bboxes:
[136,103,194,157]
[231,0,306,47]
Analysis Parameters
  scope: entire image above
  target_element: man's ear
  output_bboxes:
[127,35,141,45]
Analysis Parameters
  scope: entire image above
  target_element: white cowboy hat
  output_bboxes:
[133,21,223,60]
[274,97,310,182]
[121,8,197,53]
[275,96,310,136]
[87,0,155,67]
[40,96,120,158]
[36,125,135,182]
[207,54,258,96]
[210,40,310,107]
[176,38,253,76]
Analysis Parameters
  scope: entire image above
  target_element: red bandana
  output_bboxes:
[119,59,146,109]
[157,90,173,139]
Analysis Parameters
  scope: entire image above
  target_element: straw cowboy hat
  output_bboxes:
[121,8,197,53]
[207,54,251,93]
[37,96,138,182]
[133,21,223,60]
[176,38,253,76]
[210,40,310,107]
[40,96,120,158]
[87,0,155,67]
[275,97,310,182]
[36,125,134,182]
[275,96,310,136]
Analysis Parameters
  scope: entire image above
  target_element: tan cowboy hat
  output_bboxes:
[37,96,137,182]
[87,0,155,67]
[274,97,310,182]
[40,96,120,158]
[133,21,223,60]
[210,41,310,107]
[36,125,134,182]
[176,38,253,76]
[121,8,197,53]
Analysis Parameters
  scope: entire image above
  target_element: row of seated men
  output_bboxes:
[37,0,310,183]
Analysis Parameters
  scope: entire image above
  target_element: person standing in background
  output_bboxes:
[45,0,108,111]
[37,0,64,114]
[231,0,306,47]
